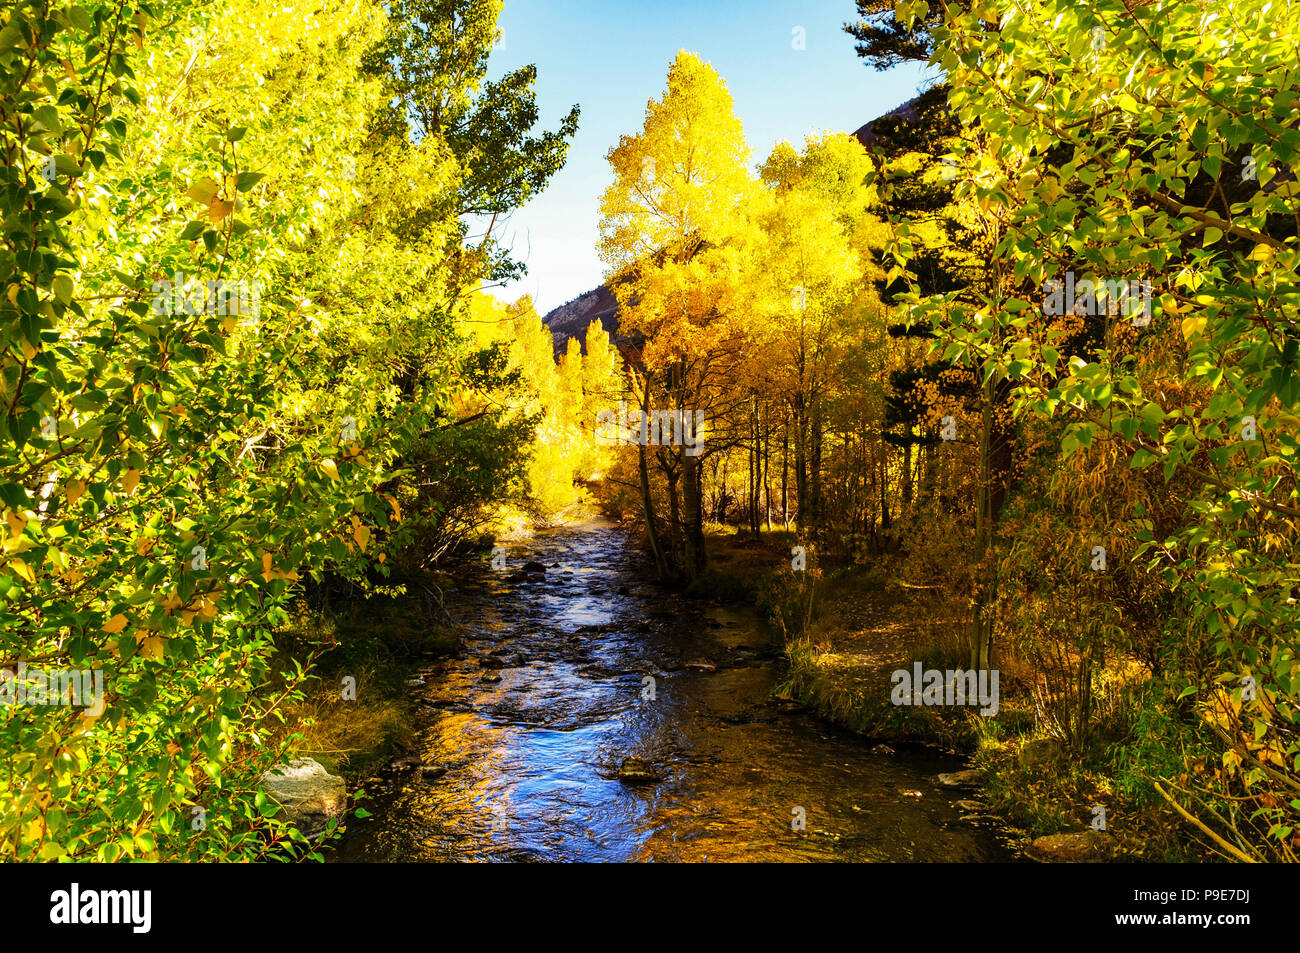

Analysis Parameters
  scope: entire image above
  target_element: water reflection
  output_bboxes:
[332,521,1013,862]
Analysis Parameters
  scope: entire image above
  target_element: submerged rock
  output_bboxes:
[937,769,981,788]
[261,758,347,834]
[870,744,896,756]
[954,799,984,813]
[685,658,717,672]
[523,561,547,573]
[1029,831,1112,862]
[392,754,422,771]
[616,757,662,784]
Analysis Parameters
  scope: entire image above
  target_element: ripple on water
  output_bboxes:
[331,521,1015,863]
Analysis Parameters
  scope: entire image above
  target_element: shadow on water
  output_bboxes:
[330,520,1016,862]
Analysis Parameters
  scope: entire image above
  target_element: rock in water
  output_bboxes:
[616,758,662,784]
[1029,831,1113,862]
[685,658,716,672]
[522,561,546,573]
[261,758,346,834]
[937,769,981,788]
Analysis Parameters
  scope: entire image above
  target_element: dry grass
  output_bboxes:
[271,666,414,776]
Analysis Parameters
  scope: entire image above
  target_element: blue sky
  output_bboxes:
[483,0,930,313]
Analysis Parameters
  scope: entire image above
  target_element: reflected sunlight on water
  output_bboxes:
[332,521,1015,863]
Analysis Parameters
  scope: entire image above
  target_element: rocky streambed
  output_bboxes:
[328,520,1018,862]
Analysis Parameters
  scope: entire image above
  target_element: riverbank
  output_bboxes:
[699,526,1202,862]
[326,518,1013,861]
[267,580,465,784]
[268,517,1198,861]
[267,505,601,786]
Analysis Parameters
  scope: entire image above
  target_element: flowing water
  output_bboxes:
[332,520,1015,862]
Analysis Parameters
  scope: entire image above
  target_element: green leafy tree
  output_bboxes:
[907,0,1300,860]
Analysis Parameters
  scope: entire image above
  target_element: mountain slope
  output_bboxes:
[540,97,927,354]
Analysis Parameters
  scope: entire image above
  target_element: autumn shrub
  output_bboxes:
[0,0,575,861]
[909,0,1300,859]
[756,560,821,641]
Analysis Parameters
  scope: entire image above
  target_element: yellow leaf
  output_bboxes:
[1181,316,1207,341]
[139,635,165,660]
[320,459,340,481]
[102,613,128,634]
[207,196,234,223]
[4,509,26,539]
[9,559,35,584]
[186,177,220,204]
[21,339,37,360]
[123,469,141,495]
[66,480,85,505]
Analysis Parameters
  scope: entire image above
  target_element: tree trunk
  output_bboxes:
[782,407,790,529]
[762,404,772,531]
[969,377,995,672]
[638,433,669,580]
[682,449,705,578]
[809,398,823,534]
[794,393,808,530]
